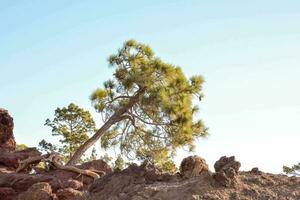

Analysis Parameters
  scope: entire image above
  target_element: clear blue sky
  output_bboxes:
[1,0,299,173]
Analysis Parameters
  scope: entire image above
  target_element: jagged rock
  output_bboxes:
[0,187,16,200]
[214,156,241,173]
[214,156,241,187]
[56,188,84,200]
[0,147,41,169]
[180,155,209,178]
[17,182,56,200]
[0,108,15,152]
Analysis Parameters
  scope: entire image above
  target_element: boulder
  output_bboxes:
[214,156,241,187]
[0,108,15,152]
[0,147,41,169]
[79,159,112,172]
[56,188,84,200]
[62,179,83,190]
[17,182,56,200]
[0,173,62,193]
[180,155,209,178]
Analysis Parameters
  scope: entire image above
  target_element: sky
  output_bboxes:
[0,0,299,173]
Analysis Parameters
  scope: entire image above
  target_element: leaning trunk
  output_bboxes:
[66,117,117,166]
[67,88,144,166]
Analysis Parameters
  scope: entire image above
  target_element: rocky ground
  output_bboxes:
[1,108,299,200]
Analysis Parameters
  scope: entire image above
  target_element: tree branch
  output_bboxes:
[129,112,170,126]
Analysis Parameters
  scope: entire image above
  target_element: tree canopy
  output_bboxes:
[39,103,97,163]
[67,40,207,166]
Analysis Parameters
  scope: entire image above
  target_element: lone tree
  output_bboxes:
[67,40,207,166]
[40,103,96,163]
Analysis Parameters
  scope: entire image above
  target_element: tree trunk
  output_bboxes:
[67,88,144,166]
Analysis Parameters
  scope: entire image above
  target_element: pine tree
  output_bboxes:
[39,103,96,163]
[67,40,207,166]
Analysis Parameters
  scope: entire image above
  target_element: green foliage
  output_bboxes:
[160,160,177,174]
[39,103,96,163]
[283,163,300,176]
[16,144,28,151]
[137,147,177,173]
[114,154,125,170]
[38,139,58,152]
[89,40,207,170]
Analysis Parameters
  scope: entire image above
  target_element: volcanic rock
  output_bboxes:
[0,187,16,200]
[62,179,83,190]
[0,147,41,169]
[17,182,56,200]
[56,188,84,200]
[79,159,112,173]
[180,155,209,178]
[0,108,15,152]
[214,156,241,187]
[0,173,62,193]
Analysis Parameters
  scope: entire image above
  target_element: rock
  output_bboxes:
[17,182,55,200]
[56,188,84,200]
[62,179,83,190]
[86,159,300,200]
[79,159,112,174]
[250,167,262,175]
[38,159,112,190]
[0,187,16,200]
[0,108,15,152]
[140,160,165,183]
[0,165,14,174]
[87,162,166,199]
[214,156,240,173]
[0,173,62,193]
[0,147,41,169]
[214,156,241,187]
[180,155,209,178]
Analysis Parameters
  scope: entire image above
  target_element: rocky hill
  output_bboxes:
[0,108,299,200]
